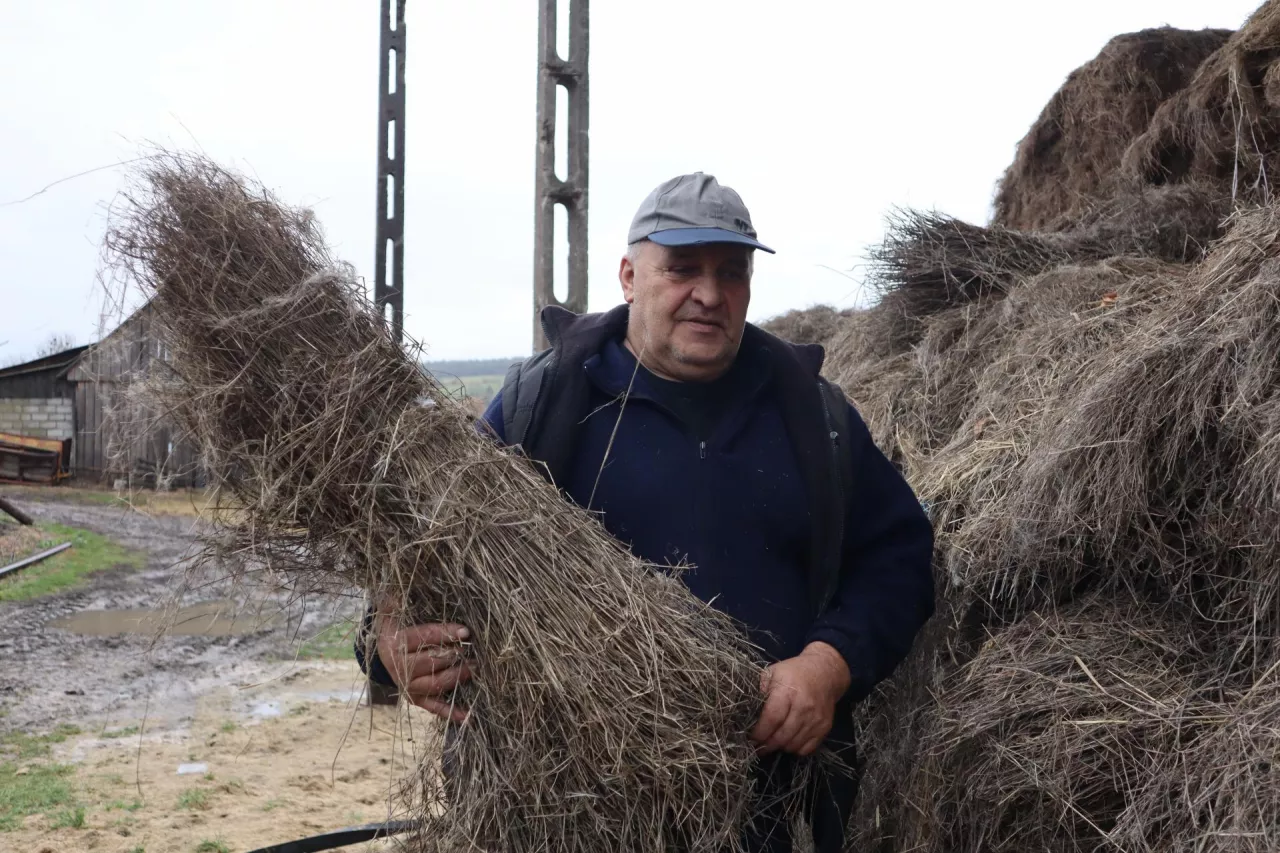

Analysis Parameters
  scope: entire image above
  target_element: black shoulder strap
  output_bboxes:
[820,378,855,515]
[745,322,848,615]
[813,377,854,613]
[500,349,555,450]
[498,305,631,487]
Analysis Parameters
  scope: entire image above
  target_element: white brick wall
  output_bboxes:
[0,398,74,440]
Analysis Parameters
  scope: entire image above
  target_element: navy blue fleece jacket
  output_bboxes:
[482,337,932,700]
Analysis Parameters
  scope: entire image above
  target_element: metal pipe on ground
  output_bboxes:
[0,541,71,580]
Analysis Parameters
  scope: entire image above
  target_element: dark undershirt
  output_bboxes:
[616,342,753,440]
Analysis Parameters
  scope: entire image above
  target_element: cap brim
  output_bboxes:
[646,227,775,254]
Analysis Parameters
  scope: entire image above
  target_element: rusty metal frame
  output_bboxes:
[375,0,407,342]
[533,0,589,351]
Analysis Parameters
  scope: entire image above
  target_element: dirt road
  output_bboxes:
[0,489,437,853]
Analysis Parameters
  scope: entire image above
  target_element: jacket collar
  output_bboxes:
[743,321,826,378]
[541,303,827,381]
[583,337,776,405]
[541,303,630,349]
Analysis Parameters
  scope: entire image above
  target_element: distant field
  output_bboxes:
[425,358,520,406]
[425,358,520,378]
[435,372,506,405]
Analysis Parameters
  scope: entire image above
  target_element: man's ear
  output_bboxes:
[619,254,636,304]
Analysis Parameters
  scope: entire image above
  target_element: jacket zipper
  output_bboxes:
[818,388,844,612]
[699,440,706,460]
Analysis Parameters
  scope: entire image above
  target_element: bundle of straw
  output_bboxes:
[105,154,773,853]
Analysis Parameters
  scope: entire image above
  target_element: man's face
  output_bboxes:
[619,240,752,382]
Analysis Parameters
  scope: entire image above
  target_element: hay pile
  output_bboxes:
[105,155,785,853]
[994,26,1230,230]
[826,5,1280,851]
[1123,1,1280,200]
[758,305,855,347]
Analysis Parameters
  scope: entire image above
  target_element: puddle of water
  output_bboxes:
[48,600,281,637]
[251,701,283,718]
[303,688,360,704]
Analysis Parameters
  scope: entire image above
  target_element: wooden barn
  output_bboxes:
[0,305,199,486]
[0,345,86,482]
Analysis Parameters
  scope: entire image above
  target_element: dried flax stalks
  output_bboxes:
[105,154,774,853]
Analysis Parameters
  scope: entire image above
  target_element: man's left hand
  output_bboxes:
[749,641,851,756]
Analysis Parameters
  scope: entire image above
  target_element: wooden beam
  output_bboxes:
[0,493,34,526]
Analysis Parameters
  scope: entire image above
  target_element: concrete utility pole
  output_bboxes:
[375,0,407,343]
[533,0,589,352]
[369,0,407,710]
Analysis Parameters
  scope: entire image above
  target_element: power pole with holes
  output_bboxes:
[532,0,589,352]
[369,0,406,708]
[375,0,407,343]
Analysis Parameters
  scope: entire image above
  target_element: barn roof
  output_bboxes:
[0,345,91,382]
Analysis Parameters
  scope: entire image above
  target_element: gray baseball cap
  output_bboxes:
[627,172,775,254]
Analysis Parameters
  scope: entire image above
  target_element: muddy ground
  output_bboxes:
[0,488,439,853]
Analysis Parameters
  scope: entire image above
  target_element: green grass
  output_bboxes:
[0,522,144,602]
[195,839,230,853]
[0,517,45,565]
[105,798,144,812]
[127,846,145,853]
[4,488,160,510]
[1,724,82,760]
[0,762,75,831]
[176,788,209,811]
[58,489,207,516]
[49,805,85,829]
[59,490,128,507]
[260,798,286,812]
[219,720,237,734]
[101,725,139,739]
[293,619,357,661]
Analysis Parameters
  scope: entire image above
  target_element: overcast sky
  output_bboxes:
[0,0,1262,362]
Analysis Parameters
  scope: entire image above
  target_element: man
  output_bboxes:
[360,173,934,852]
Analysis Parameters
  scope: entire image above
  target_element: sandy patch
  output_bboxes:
[8,662,439,853]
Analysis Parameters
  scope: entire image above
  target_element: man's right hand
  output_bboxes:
[375,613,473,723]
